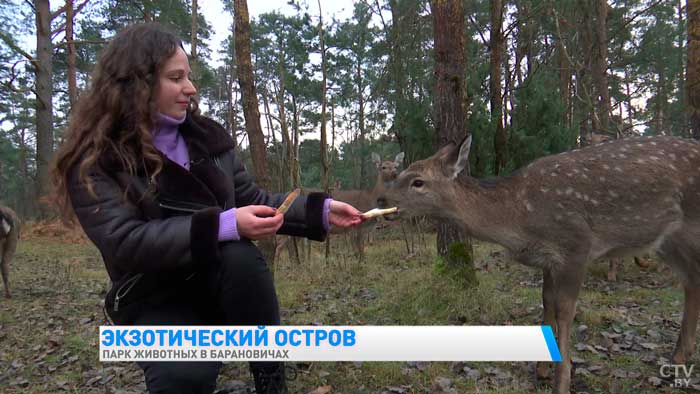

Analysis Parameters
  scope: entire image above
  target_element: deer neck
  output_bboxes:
[371,171,387,200]
[451,175,527,248]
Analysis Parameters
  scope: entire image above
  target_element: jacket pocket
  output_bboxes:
[105,273,184,325]
[113,273,143,312]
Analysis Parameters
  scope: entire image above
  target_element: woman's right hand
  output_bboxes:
[235,205,284,240]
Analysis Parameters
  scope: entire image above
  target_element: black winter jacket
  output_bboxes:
[68,114,328,317]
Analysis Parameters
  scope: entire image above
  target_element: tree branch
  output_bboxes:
[54,39,108,47]
[23,0,35,13]
[0,31,36,67]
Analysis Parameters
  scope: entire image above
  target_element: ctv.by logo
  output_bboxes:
[659,364,695,388]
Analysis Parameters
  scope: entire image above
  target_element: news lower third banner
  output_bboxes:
[100,325,562,362]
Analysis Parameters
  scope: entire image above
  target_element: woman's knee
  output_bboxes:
[141,361,221,394]
[218,241,270,280]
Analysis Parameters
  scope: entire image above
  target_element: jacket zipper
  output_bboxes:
[114,273,143,312]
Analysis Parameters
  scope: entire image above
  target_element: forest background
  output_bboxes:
[0,0,693,219]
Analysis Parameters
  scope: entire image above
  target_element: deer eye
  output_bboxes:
[411,179,424,188]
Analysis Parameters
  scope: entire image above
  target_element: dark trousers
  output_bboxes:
[132,241,281,394]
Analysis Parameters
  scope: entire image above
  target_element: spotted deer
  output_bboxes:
[0,205,19,298]
[384,135,700,393]
[331,152,404,259]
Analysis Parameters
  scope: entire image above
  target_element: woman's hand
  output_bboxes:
[329,200,364,228]
[236,205,284,239]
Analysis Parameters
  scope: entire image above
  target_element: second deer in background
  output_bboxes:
[0,205,19,299]
[331,152,404,261]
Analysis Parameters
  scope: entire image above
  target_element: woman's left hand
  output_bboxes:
[329,200,364,228]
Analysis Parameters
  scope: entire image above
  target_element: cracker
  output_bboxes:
[277,188,301,215]
[361,207,398,220]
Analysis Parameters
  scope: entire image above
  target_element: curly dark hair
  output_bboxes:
[52,23,196,224]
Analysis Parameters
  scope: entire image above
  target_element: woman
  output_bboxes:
[52,23,364,394]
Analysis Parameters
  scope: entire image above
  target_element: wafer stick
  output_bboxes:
[277,188,301,215]
[361,207,398,220]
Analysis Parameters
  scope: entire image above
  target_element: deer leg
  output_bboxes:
[607,258,619,282]
[552,268,584,394]
[0,243,9,299]
[536,268,556,380]
[355,229,365,263]
[672,286,700,364]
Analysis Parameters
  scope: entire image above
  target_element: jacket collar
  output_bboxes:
[179,113,236,162]
[155,113,234,207]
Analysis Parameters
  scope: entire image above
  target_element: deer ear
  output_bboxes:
[450,135,472,180]
[371,152,381,166]
[436,143,457,161]
[1,218,10,235]
[394,152,404,165]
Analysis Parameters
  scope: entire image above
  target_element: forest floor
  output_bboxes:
[0,220,697,393]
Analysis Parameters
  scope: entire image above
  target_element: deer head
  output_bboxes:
[383,137,472,224]
[372,152,404,185]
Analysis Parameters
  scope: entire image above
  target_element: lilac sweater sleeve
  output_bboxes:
[218,208,239,241]
[323,198,332,231]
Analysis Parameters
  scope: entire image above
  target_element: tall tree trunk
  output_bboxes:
[225,19,236,143]
[679,0,688,137]
[276,49,299,189]
[576,0,595,145]
[625,68,634,134]
[431,0,476,286]
[356,59,366,187]
[35,0,53,217]
[688,0,700,139]
[490,0,506,175]
[18,129,31,217]
[655,72,667,134]
[273,68,303,265]
[226,64,236,143]
[389,0,406,151]
[551,2,572,130]
[191,0,198,59]
[190,0,200,98]
[65,0,77,108]
[292,95,300,167]
[233,0,276,266]
[594,0,611,134]
[318,0,329,193]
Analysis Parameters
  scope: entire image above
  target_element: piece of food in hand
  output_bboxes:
[361,207,398,220]
[277,188,301,215]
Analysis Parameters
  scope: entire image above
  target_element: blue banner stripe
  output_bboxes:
[541,326,562,362]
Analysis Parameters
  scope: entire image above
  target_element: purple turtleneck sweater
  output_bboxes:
[151,113,331,241]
